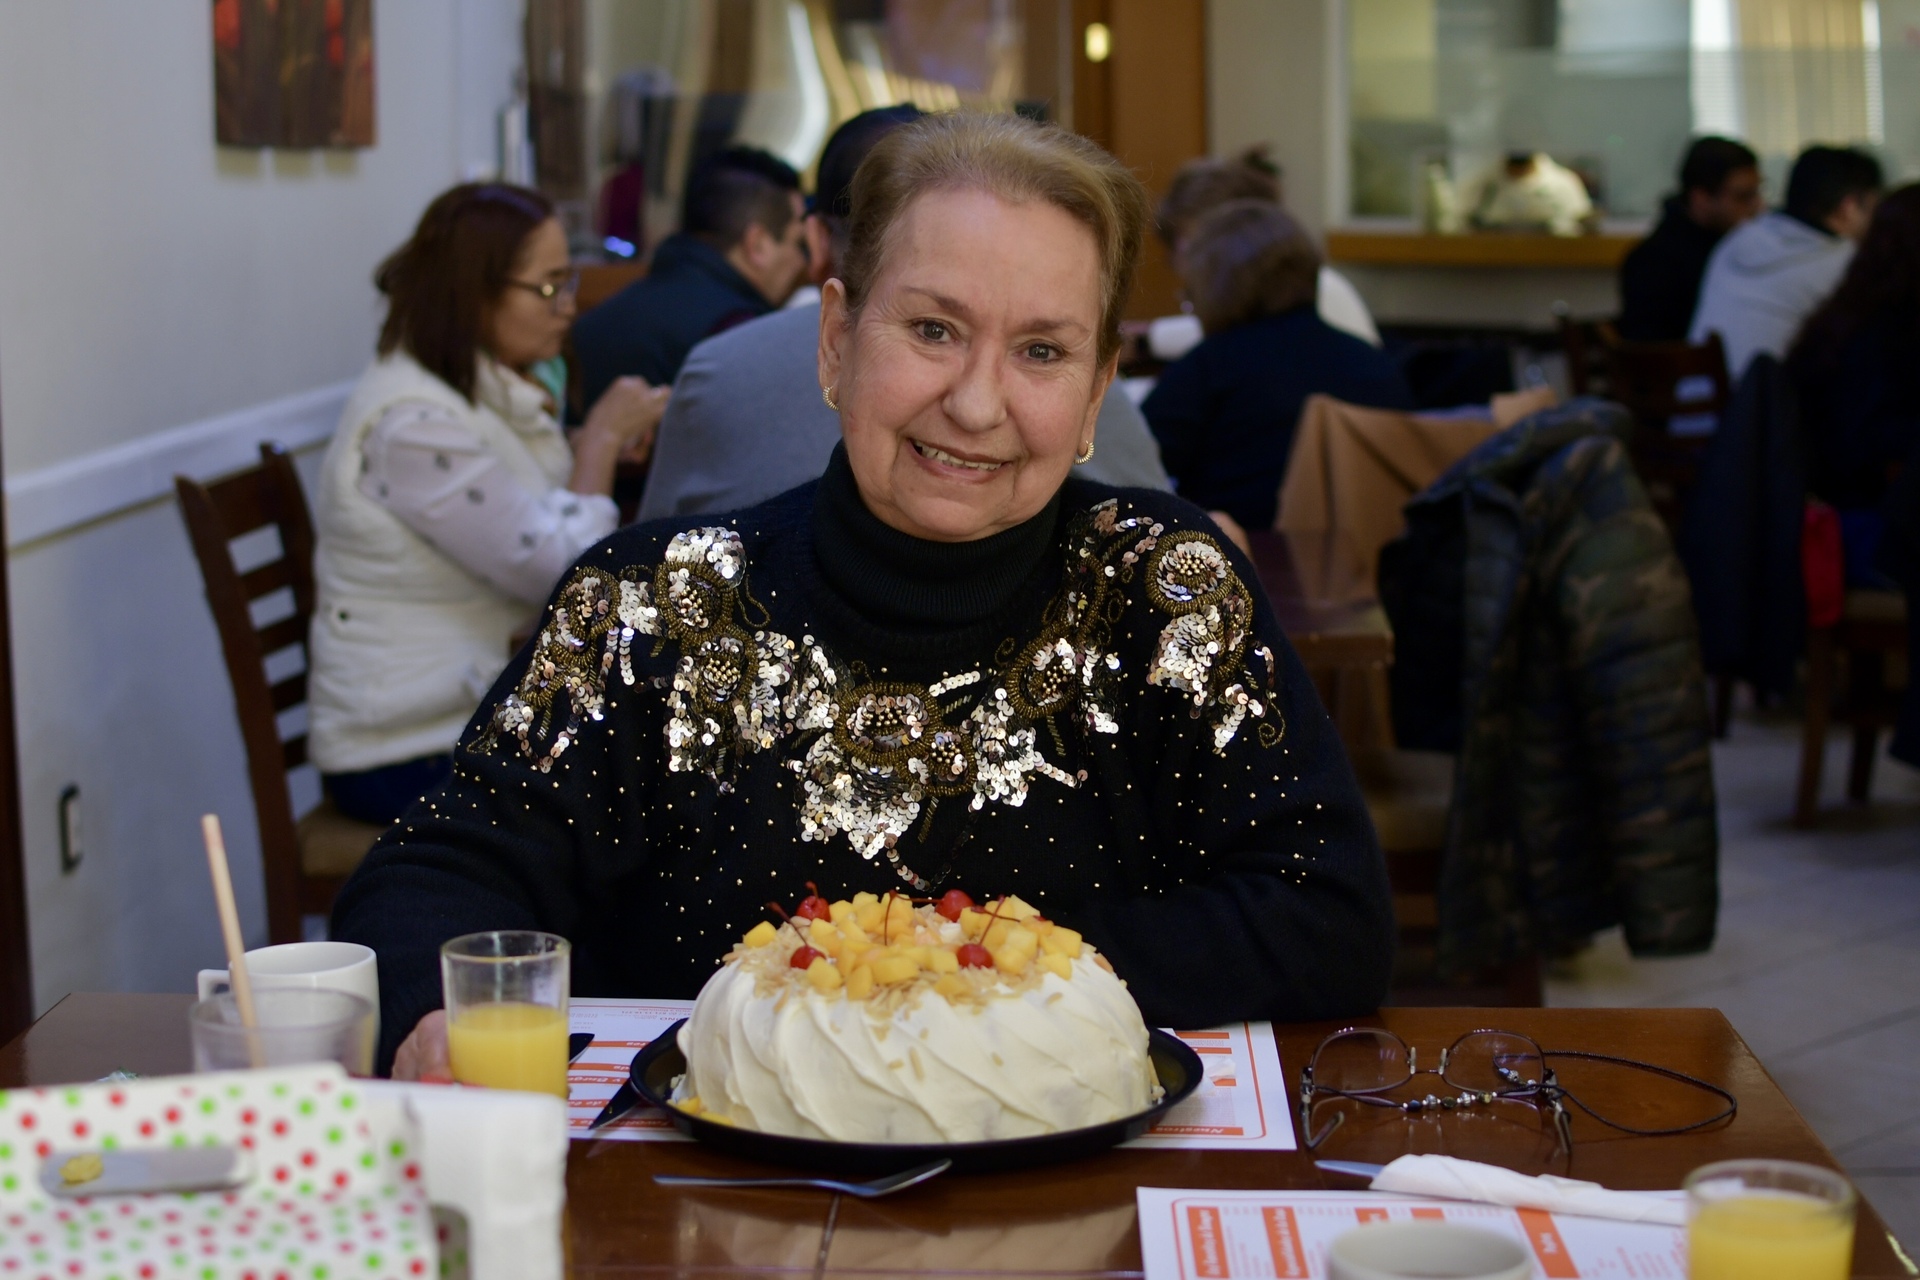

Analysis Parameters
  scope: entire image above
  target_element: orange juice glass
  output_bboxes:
[441,930,571,1098]
[1685,1158,1856,1280]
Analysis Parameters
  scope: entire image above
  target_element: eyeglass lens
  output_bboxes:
[1312,1028,1412,1095]
[1443,1030,1548,1095]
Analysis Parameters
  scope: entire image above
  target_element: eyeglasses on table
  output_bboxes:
[1298,1026,1738,1155]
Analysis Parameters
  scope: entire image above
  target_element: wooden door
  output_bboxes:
[0,379,31,1041]
[1071,0,1207,319]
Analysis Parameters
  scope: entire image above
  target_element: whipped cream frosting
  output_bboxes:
[675,934,1156,1143]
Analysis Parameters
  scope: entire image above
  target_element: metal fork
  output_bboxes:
[652,1158,952,1198]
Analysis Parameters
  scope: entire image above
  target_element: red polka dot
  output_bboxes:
[402,1163,420,1182]
[410,1262,426,1275]
[163,1107,181,1125]
[332,1171,348,1188]
[298,1151,316,1167]
[33,1141,50,1159]
[271,1119,289,1137]
[138,1120,155,1137]
[273,1166,289,1183]
[239,1134,255,1150]
[70,1121,88,1139]
[107,1091,125,1107]
[16,1112,34,1130]
[139,1267,155,1279]
[239,1108,257,1126]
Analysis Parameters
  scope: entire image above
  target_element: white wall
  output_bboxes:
[0,0,523,1014]
[1209,0,1342,236]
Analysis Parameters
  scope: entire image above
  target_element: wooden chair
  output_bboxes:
[1602,332,1732,532]
[1554,310,1616,398]
[176,445,384,944]
[1794,589,1910,827]
[1354,748,1543,1007]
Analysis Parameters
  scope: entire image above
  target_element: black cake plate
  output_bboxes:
[629,1018,1204,1175]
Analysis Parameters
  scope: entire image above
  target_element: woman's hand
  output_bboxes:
[570,376,670,494]
[390,1010,451,1082]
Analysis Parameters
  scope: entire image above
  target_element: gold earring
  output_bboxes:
[1075,438,1095,465]
[822,385,839,411]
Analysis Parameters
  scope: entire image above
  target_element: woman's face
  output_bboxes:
[820,187,1114,543]
[487,218,574,370]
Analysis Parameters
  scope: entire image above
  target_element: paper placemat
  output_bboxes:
[566,1001,1292,1151]
[1136,1188,1688,1279]
[1129,1023,1294,1152]
[567,998,694,1141]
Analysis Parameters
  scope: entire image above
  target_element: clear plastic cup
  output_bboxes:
[1686,1158,1857,1280]
[189,987,374,1074]
[441,930,571,1098]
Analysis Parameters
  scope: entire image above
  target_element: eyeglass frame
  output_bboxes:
[1297,1025,1738,1155]
[505,269,581,313]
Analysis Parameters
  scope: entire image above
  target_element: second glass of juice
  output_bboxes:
[441,930,571,1098]
[1685,1158,1856,1280]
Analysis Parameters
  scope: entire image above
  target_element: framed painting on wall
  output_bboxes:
[213,0,376,148]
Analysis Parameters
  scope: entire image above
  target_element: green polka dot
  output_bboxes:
[226,1084,243,1098]
[101,1134,119,1150]
[313,1266,330,1279]
[200,1098,216,1114]
[325,1126,343,1144]
[298,1181,313,1195]
[339,1095,356,1110]
[0,1142,10,1157]
[3,1174,17,1191]
[272,1084,288,1098]
[298,1100,315,1116]
[170,1134,188,1148]
[388,1140,405,1158]
[365,1255,381,1270]
[202,1134,220,1146]
[359,1153,375,1169]
[62,1089,81,1106]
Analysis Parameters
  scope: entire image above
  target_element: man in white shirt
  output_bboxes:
[1690,145,1883,379]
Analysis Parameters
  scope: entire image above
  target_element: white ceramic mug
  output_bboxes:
[1327,1222,1532,1280]
[198,941,380,1045]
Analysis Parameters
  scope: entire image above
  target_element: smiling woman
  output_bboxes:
[329,115,1395,1083]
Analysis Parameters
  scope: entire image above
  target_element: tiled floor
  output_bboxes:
[1547,704,1920,1254]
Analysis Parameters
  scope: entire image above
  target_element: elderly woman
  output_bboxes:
[332,114,1393,1077]
[311,184,669,825]
[1143,200,1412,530]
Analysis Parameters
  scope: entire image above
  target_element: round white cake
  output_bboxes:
[674,892,1158,1143]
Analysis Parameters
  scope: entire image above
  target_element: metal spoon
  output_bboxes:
[653,1158,952,1199]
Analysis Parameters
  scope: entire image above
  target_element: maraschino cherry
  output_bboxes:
[789,946,823,969]
[955,943,993,969]
[935,889,975,922]
[794,881,832,921]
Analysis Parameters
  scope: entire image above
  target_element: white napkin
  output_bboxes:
[1370,1154,1686,1226]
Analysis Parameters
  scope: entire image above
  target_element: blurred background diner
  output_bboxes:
[0,0,1915,1251]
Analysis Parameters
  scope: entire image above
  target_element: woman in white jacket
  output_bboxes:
[310,183,668,825]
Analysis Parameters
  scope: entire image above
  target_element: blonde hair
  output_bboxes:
[839,111,1151,368]
[1182,199,1321,334]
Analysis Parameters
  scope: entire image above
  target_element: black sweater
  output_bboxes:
[1617,198,1725,343]
[332,452,1395,1069]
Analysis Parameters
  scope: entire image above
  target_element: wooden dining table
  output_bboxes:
[3,996,1910,1277]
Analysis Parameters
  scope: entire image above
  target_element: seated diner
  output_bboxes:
[330,111,1397,1077]
[309,184,671,825]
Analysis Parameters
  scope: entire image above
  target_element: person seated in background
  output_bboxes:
[637,106,1172,522]
[331,111,1393,1078]
[1467,151,1593,237]
[1787,183,1920,587]
[309,184,670,825]
[572,146,808,410]
[1148,146,1380,358]
[1691,145,1883,379]
[1143,200,1414,531]
[1617,136,1762,342]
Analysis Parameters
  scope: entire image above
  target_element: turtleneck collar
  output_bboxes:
[809,444,1063,652]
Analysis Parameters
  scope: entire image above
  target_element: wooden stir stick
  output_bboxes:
[201,814,262,1067]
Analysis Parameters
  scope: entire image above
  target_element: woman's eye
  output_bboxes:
[914,320,950,342]
[1026,343,1060,362]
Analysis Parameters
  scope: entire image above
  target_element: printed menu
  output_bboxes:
[566,1001,1294,1151]
[1136,1188,1688,1280]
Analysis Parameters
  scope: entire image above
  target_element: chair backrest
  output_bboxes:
[176,444,316,945]
[1603,332,1731,436]
[1556,311,1616,398]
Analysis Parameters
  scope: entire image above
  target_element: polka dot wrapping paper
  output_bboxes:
[0,1064,437,1280]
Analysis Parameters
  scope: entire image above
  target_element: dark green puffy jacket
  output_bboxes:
[1380,400,1719,976]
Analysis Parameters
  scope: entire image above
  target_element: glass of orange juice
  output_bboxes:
[1685,1158,1856,1280]
[441,930,571,1098]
